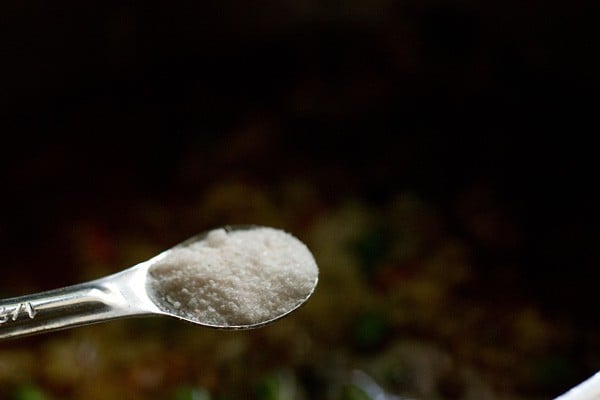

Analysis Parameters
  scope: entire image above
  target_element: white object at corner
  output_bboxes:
[555,371,600,400]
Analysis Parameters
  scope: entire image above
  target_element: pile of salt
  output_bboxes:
[147,227,318,327]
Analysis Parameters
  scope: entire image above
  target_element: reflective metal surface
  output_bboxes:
[0,257,162,340]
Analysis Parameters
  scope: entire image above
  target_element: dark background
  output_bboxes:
[1,1,598,398]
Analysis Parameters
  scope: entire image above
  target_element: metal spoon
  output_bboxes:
[0,227,319,341]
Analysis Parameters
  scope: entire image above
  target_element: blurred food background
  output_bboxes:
[0,1,597,399]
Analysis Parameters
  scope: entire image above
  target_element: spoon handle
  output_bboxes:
[0,279,135,340]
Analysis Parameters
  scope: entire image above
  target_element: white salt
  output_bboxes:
[147,227,319,327]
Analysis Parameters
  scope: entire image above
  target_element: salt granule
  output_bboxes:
[147,227,318,326]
